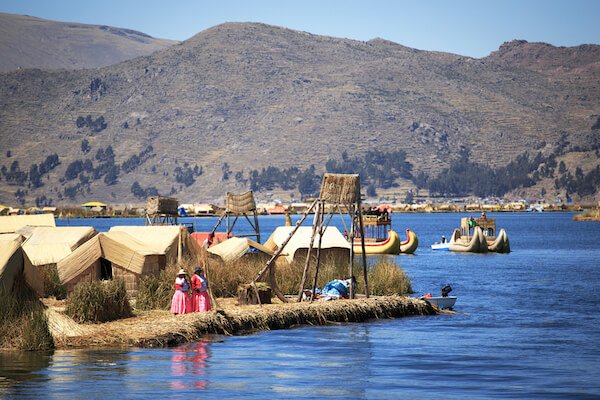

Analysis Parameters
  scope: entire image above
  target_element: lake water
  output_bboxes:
[2,212,600,398]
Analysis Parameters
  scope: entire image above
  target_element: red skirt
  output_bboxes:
[191,291,212,312]
[170,290,191,314]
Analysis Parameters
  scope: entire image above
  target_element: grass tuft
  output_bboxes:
[0,274,54,350]
[65,278,132,323]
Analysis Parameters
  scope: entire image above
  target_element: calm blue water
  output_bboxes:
[2,213,600,399]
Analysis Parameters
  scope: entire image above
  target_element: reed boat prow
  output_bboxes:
[399,228,418,254]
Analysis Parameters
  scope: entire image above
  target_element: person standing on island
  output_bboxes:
[191,267,212,312]
[170,269,191,315]
[203,232,214,249]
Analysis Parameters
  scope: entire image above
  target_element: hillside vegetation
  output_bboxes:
[0,21,599,205]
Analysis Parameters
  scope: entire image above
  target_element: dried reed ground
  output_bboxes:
[46,252,429,348]
[47,296,437,348]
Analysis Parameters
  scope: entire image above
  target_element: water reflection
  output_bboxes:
[170,342,210,390]
[0,351,52,395]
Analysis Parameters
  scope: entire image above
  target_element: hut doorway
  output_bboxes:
[100,258,112,280]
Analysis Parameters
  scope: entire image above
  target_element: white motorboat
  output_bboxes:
[421,295,457,309]
[431,242,450,251]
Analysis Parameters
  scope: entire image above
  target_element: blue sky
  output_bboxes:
[1,0,599,58]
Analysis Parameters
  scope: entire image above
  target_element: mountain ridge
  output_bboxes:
[0,13,178,72]
[0,20,599,205]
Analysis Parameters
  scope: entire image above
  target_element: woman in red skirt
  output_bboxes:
[191,267,212,312]
[170,269,192,314]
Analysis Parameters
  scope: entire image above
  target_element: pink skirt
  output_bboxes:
[192,291,212,312]
[171,290,191,314]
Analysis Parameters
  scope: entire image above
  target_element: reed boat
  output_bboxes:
[352,208,418,255]
[433,216,510,253]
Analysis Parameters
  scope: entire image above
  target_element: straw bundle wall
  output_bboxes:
[113,258,161,297]
[0,235,23,292]
[320,173,360,204]
[56,235,101,291]
[99,232,155,274]
[226,191,256,213]
[146,196,179,215]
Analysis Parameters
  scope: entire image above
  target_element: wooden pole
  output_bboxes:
[252,198,319,303]
[185,235,219,309]
[297,201,321,302]
[357,200,369,298]
[310,201,325,301]
[210,213,226,235]
[253,210,261,243]
[349,204,355,299]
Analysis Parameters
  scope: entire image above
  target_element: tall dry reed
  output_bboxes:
[0,274,54,350]
[137,250,412,310]
[65,278,132,323]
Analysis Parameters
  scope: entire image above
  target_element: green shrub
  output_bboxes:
[0,275,54,350]
[65,279,132,323]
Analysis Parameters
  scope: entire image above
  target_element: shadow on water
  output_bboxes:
[0,351,52,393]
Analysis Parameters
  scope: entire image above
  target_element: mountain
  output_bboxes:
[486,39,600,78]
[0,13,177,72]
[0,22,599,206]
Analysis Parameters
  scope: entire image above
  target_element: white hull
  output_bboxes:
[421,296,457,309]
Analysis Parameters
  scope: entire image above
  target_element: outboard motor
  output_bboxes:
[441,285,452,297]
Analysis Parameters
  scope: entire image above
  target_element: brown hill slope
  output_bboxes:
[0,13,177,72]
[486,39,600,78]
[0,22,599,205]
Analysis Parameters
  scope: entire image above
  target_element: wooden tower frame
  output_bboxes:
[251,173,368,304]
[210,191,261,243]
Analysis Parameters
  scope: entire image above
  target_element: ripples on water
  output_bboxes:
[2,213,599,398]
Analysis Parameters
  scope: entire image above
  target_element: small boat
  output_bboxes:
[421,285,456,309]
[421,295,457,309]
[352,207,418,255]
[431,241,450,251]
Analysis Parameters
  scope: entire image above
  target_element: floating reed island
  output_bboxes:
[46,296,438,349]
[1,189,443,351]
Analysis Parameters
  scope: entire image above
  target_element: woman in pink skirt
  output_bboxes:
[170,269,192,314]
[191,267,212,312]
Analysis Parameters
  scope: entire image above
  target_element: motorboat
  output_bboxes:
[421,285,456,309]
[421,295,457,309]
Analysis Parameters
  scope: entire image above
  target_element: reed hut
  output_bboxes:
[0,233,24,293]
[264,226,351,265]
[20,226,97,296]
[207,237,274,263]
[99,226,181,296]
[56,235,102,294]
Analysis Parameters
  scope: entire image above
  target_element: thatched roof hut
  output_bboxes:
[0,214,55,234]
[56,235,102,293]
[20,226,97,296]
[99,226,182,296]
[207,237,274,263]
[264,226,351,264]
